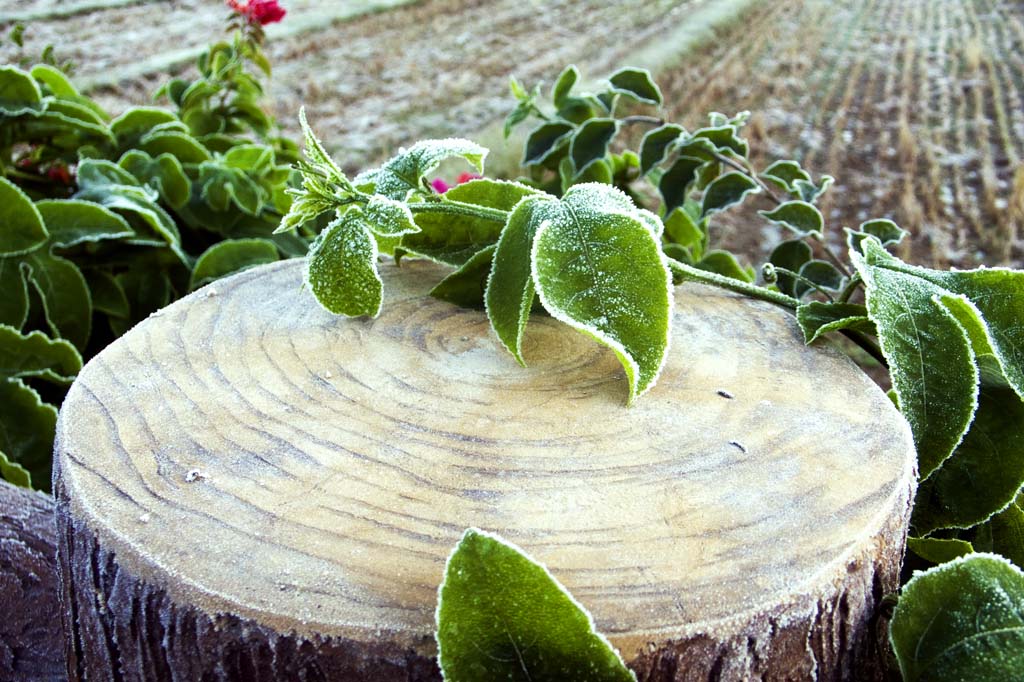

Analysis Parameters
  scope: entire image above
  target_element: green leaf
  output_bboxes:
[0,379,58,492]
[796,301,874,343]
[973,503,1024,567]
[552,64,579,107]
[847,219,909,254]
[911,374,1024,534]
[794,175,834,203]
[298,108,345,180]
[769,240,812,297]
[404,179,539,266]
[0,450,31,489]
[608,67,662,105]
[639,124,685,175]
[85,270,129,319]
[0,65,43,116]
[76,158,141,190]
[659,156,705,216]
[701,172,760,218]
[570,119,619,173]
[0,178,48,257]
[139,130,212,164]
[305,210,382,317]
[118,150,191,209]
[198,163,266,216]
[30,64,80,99]
[691,125,748,157]
[531,183,672,403]
[35,200,134,248]
[759,201,824,238]
[851,240,978,478]
[662,206,703,250]
[522,122,574,166]
[890,554,1024,682]
[361,195,419,238]
[485,195,555,364]
[357,139,487,201]
[907,537,974,565]
[190,239,278,290]
[695,250,755,283]
[796,260,844,297]
[110,107,182,147]
[0,258,28,329]
[437,528,635,682]
[0,324,81,384]
[430,245,495,309]
[21,249,92,351]
[760,160,811,192]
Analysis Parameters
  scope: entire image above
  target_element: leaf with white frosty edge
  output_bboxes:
[436,528,635,682]
[355,139,487,200]
[305,210,382,318]
[531,183,672,404]
[889,553,1024,682]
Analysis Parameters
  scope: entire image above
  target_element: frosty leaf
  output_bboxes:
[522,122,574,166]
[405,179,539,266]
[275,192,334,234]
[361,195,419,237]
[552,64,579,107]
[485,195,556,364]
[663,206,703,250]
[0,259,28,329]
[0,178,48,257]
[0,325,81,384]
[973,503,1024,568]
[851,240,978,478]
[0,450,31,489]
[769,240,812,297]
[75,158,141,190]
[659,156,705,216]
[298,107,344,180]
[907,537,974,565]
[693,251,755,283]
[138,130,212,164]
[430,245,495,309]
[639,124,685,175]
[109,107,181,147]
[608,67,662,105]
[794,175,834,203]
[911,367,1024,534]
[30,64,80,99]
[305,211,383,318]
[35,200,134,248]
[85,270,129,319]
[532,184,672,404]
[118,150,191,209]
[562,156,612,191]
[796,260,844,297]
[847,219,908,254]
[701,172,760,218]
[570,118,619,173]
[190,239,279,290]
[0,65,43,116]
[759,201,824,238]
[796,301,874,344]
[760,160,811,193]
[21,249,92,351]
[436,529,635,682]
[890,554,1024,682]
[0,379,58,492]
[362,139,487,200]
[691,125,748,157]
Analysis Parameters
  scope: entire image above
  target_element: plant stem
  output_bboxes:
[842,329,888,368]
[837,274,863,303]
[667,258,799,309]
[407,199,509,224]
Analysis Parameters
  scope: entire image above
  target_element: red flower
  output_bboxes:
[228,0,286,26]
[456,172,481,185]
[431,173,481,194]
[46,162,73,185]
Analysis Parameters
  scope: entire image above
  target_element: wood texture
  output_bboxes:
[0,481,65,681]
[54,259,916,680]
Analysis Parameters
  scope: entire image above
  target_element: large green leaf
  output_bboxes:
[35,200,134,248]
[356,139,486,200]
[190,239,279,290]
[21,249,92,351]
[0,258,29,329]
[485,195,556,364]
[305,210,382,317]
[851,240,980,478]
[890,554,1024,681]
[0,379,58,492]
[437,529,635,682]
[404,179,539,266]
[0,177,48,257]
[430,245,495,309]
[360,196,419,238]
[639,124,685,175]
[911,368,1024,534]
[0,324,81,384]
[0,65,43,116]
[531,183,672,403]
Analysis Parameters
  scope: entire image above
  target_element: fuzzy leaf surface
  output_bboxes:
[35,200,134,248]
[890,554,1024,682]
[0,379,57,492]
[357,139,486,200]
[701,172,760,218]
[191,239,278,290]
[0,178,48,257]
[436,529,635,682]
[305,211,382,317]
[759,201,823,238]
[0,325,81,384]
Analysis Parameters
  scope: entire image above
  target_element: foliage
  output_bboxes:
[0,16,304,490]
[285,64,1024,680]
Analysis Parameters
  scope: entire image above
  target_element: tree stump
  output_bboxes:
[54,259,916,681]
[0,480,65,681]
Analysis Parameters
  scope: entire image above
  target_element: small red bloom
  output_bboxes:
[47,163,72,185]
[456,172,481,185]
[228,0,286,26]
[431,178,452,194]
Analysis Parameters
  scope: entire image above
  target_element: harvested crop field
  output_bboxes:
[660,0,1024,268]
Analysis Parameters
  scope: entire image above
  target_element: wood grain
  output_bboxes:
[54,258,916,680]
[0,481,64,682]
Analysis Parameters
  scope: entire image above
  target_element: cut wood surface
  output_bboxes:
[0,480,64,682]
[54,259,916,681]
